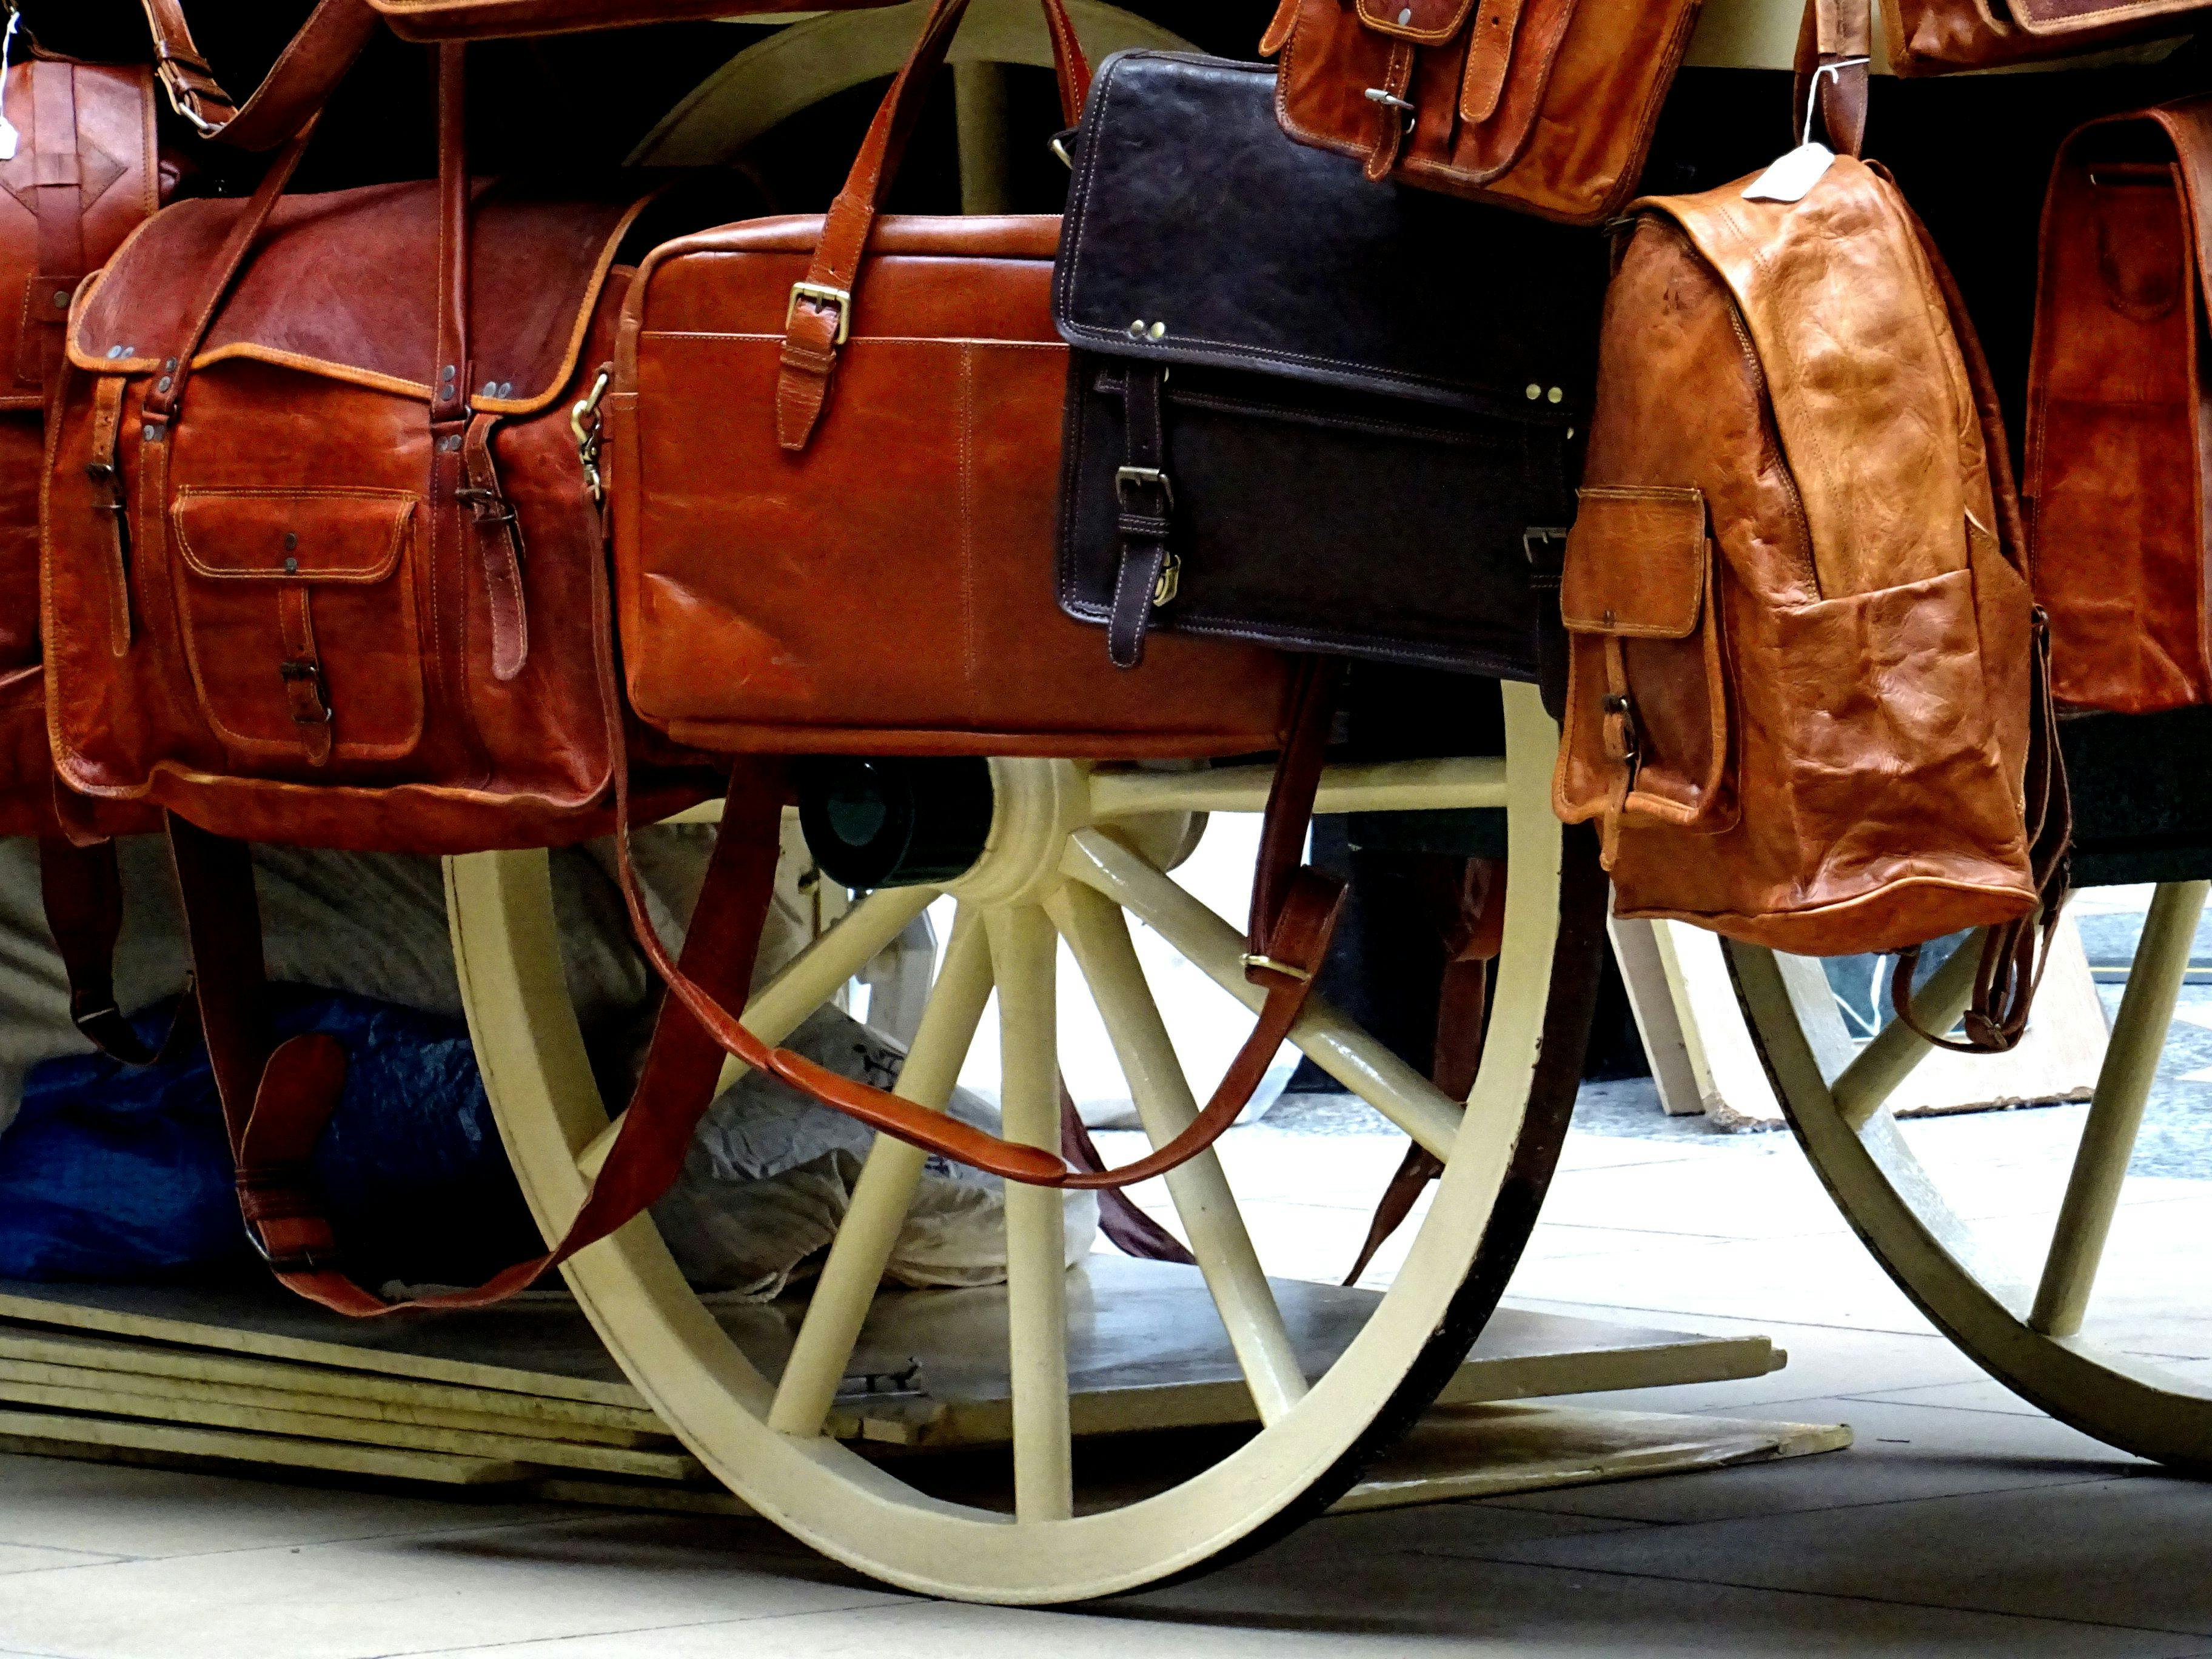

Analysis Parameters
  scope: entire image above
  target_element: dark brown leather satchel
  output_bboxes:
[2027,96,2212,713]
[1052,50,1600,682]
[1882,0,2212,73]
[1555,0,2068,1052]
[1257,0,1704,224]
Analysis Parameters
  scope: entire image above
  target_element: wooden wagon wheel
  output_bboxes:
[1726,879,2212,1470]
[447,682,1603,1601]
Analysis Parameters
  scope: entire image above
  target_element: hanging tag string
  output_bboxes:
[1801,56,1870,149]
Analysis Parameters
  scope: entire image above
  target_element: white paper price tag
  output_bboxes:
[1743,142,1834,205]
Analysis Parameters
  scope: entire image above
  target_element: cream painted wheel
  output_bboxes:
[1727,882,2212,1470]
[446,683,1606,1603]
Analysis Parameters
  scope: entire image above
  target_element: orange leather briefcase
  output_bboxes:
[609,0,1294,759]
[2027,97,2212,714]
[1256,0,1704,224]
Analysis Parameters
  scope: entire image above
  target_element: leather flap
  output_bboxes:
[1560,488,1708,637]
[1355,0,1478,42]
[71,179,650,414]
[1055,52,1598,415]
[2006,0,2207,36]
[172,488,415,583]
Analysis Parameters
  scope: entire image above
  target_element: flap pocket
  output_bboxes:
[1561,486,1708,638]
[1355,0,1476,43]
[1553,484,1735,846]
[172,489,418,583]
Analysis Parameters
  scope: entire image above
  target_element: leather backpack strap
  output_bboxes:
[138,0,378,150]
[1885,188,2074,1056]
[1792,0,1871,159]
[167,792,782,1316]
[774,0,1091,451]
[38,835,197,1067]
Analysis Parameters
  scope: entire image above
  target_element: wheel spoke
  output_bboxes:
[2030,880,2210,1338]
[1047,882,1309,1425]
[768,908,996,1437]
[1829,931,1985,1130]
[987,905,1074,1523]
[1089,755,1508,822]
[1061,828,1463,1158]
[575,883,940,1178]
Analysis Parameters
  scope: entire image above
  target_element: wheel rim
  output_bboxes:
[1726,883,2212,1472]
[446,683,1604,1602]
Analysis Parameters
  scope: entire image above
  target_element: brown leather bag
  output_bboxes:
[1554,2,2068,1051]
[2027,97,2212,713]
[1882,0,2212,73]
[1256,0,1704,224]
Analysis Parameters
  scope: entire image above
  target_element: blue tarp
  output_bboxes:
[0,987,539,1284]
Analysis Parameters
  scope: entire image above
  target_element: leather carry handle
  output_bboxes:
[138,0,379,150]
[1792,0,1871,158]
[775,0,1091,450]
[608,661,1347,1192]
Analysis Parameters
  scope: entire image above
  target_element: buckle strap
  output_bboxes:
[1104,364,1176,670]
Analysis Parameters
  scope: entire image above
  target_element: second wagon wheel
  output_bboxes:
[1726,706,2212,1470]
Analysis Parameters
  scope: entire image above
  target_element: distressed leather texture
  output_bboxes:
[613,34,1291,755]
[0,54,166,839]
[1054,53,1595,677]
[45,173,683,852]
[1262,0,1703,224]
[1881,0,2212,73]
[1557,153,2043,957]
[2027,98,2212,713]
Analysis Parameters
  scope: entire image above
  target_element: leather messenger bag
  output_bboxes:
[1880,0,2212,73]
[1554,0,2069,1051]
[1052,50,1603,680]
[606,0,1353,1198]
[2027,96,2212,714]
[1256,0,1704,223]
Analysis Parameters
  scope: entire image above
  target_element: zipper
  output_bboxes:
[1721,289,1820,600]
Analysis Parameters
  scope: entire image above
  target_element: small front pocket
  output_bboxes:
[1553,484,1736,851]
[170,488,426,769]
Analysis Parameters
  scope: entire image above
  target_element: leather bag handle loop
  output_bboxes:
[773,0,1091,452]
[1792,0,1871,158]
[139,0,380,151]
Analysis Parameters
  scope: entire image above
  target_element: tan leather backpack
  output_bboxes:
[2027,97,2212,714]
[1553,1,2068,1051]
[1256,0,1704,224]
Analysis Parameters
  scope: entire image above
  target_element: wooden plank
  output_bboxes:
[0,1375,704,1481]
[0,1407,532,1486]
[0,1327,666,1443]
[1609,915,1707,1115]
[1333,1402,1851,1512]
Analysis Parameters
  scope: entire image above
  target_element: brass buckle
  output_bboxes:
[788,281,853,347]
[1241,953,1313,984]
[1601,691,1641,763]
[1116,466,1175,511]
[280,659,333,724]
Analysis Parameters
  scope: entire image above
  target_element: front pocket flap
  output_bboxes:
[1356,0,1477,41]
[1561,487,1708,638]
[173,489,417,583]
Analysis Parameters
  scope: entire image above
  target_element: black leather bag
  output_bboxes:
[1053,52,1607,680]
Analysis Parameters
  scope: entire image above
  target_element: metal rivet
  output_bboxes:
[441,364,457,382]
[1398,5,1412,20]
[155,375,173,393]
[497,381,512,399]
[283,532,298,551]
[104,345,124,361]
[284,556,299,575]
[440,434,462,453]
[1524,383,1541,400]
[164,358,178,372]
[1127,319,1147,340]
[481,380,499,398]
[1547,386,1563,404]
[1602,607,1615,626]
[1147,322,1167,340]
[1566,427,1576,441]
[52,290,69,308]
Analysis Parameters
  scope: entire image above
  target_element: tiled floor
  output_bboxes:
[1,1067,2206,1658]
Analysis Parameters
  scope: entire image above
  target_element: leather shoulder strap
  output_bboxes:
[139,0,377,150]
[1793,0,1871,158]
